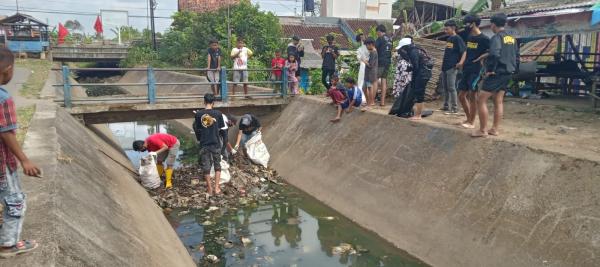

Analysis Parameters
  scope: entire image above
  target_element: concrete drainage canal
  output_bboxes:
[107,120,428,267]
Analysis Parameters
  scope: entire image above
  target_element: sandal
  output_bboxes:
[0,240,39,258]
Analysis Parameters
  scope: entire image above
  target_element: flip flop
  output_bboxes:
[0,240,38,258]
[471,130,488,138]
[488,129,499,136]
[408,117,422,121]
[330,118,341,123]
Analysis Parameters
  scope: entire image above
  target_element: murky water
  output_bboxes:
[109,121,428,267]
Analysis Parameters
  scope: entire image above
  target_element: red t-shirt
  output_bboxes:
[145,133,178,152]
[271,57,286,77]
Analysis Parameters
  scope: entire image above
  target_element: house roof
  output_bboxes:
[417,0,479,11]
[282,24,352,50]
[343,19,378,35]
[0,13,48,26]
[479,0,594,18]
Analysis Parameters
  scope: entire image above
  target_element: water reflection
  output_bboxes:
[169,186,427,267]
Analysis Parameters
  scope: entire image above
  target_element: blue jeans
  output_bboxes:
[240,131,258,148]
[0,170,26,247]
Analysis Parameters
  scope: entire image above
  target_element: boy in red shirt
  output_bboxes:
[0,48,42,258]
[271,51,286,90]
[133,133,180,189]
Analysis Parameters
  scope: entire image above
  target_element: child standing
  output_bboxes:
[286,54,299,95]
[0,48,41,258]
[363,38,378,110]
[270,51,286,91]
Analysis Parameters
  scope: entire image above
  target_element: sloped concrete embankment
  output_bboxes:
[264,96,600,267]
[7,102,195,267]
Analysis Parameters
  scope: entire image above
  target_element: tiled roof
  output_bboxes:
[282,24,352,50]
[480,0,593,18]
[520,38,558,62]
[343,19,378,35]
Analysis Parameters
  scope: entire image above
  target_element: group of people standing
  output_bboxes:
[206,38,254,98]
[389,13,517,137]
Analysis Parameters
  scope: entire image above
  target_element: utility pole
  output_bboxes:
[227,0,231,51]
[149,0,157,51]
[15,0,19,13]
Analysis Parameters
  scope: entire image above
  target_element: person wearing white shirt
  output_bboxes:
[355,33,369,106]
[230,39,254,98]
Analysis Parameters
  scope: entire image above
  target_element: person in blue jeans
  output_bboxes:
[234,114,262,155]
[0,48,42,258]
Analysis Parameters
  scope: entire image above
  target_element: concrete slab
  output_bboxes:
[7,101,195,266]
[264,96,600,267]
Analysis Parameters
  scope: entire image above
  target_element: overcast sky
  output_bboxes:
[0,0,302,36]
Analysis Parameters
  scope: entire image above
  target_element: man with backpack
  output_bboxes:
[390,37,433,119]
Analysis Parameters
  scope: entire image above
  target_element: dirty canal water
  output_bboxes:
[109,120,428,267]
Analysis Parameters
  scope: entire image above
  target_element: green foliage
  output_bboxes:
[120,46,163,67]
[308,69,325,95]
[392,0,415,18]
[124,0,285,70]
[469,0,490,14]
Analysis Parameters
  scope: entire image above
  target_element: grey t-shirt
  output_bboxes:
[365,50,379,83]
[486,31,517,74]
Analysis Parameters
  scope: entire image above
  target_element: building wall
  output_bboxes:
[178,0,240,13]
[322,0,393,19]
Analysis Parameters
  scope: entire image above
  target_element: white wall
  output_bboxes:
[324,0,393,19]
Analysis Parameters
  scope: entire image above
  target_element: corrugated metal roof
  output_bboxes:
[0,13,48,26]
[480,0,594,18]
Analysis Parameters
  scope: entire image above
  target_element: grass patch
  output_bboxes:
[15,59,52,98]
[16,105,36,145]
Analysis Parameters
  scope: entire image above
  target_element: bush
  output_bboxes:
[308,69,325,95]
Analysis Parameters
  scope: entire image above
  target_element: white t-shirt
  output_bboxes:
[221,114,229,130]
[231,47,253,70]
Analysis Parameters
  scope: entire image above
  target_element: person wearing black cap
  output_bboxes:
[287,35,304,77]
[234,114,262,153]
[458,14,490,129]
[193,93,225,195]
[473,13,517,137]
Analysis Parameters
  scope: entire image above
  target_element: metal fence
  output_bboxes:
[55,66,290,108]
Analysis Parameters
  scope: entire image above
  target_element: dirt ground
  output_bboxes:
[313,95,600,162]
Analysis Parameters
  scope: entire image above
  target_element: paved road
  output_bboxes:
[4,67,39,107]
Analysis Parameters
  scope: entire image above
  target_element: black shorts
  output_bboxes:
[199,147,221,175]
[482,74,511,93]
[377,64,390,78]
[458,70,482,91]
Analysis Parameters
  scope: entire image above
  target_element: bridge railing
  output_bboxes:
[54,66,289,108]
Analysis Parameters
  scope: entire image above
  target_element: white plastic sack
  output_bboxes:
[210,156,231,184]
[246,133,270,168]
[138,153,161,190]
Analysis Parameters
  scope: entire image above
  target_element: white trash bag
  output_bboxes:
[138,152,161,189]
[210,156,231,184]
[246,132,270,168]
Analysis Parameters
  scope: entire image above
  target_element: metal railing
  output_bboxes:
[54,66,290,108]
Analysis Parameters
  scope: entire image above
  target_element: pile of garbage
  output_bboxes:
[150,155,282,210]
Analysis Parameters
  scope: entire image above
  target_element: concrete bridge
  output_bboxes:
[53,66,290,124]
[51,44,129,62]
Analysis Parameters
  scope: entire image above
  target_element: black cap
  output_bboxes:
[490,13,508,27]
[292,35,300,41]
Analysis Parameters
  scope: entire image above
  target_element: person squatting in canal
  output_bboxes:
[133,133,180,189]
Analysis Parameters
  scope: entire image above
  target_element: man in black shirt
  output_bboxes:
[234,114,262,155]
[440,20,466,114]
[321,35,339,90]
[458,14,489,129]
[207,39,222,96]
[193,93,225,195]
[473,13,517,138]
[375,25,392,106]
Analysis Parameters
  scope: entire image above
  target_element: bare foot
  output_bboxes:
[461,123,475,129]
[330,117,341,123]
[471,130,488,138]
[488,128,499,136]
[408,116,422,121]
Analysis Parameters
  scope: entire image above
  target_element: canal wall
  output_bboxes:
[12,102,195,267]
[264,96,600,267]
